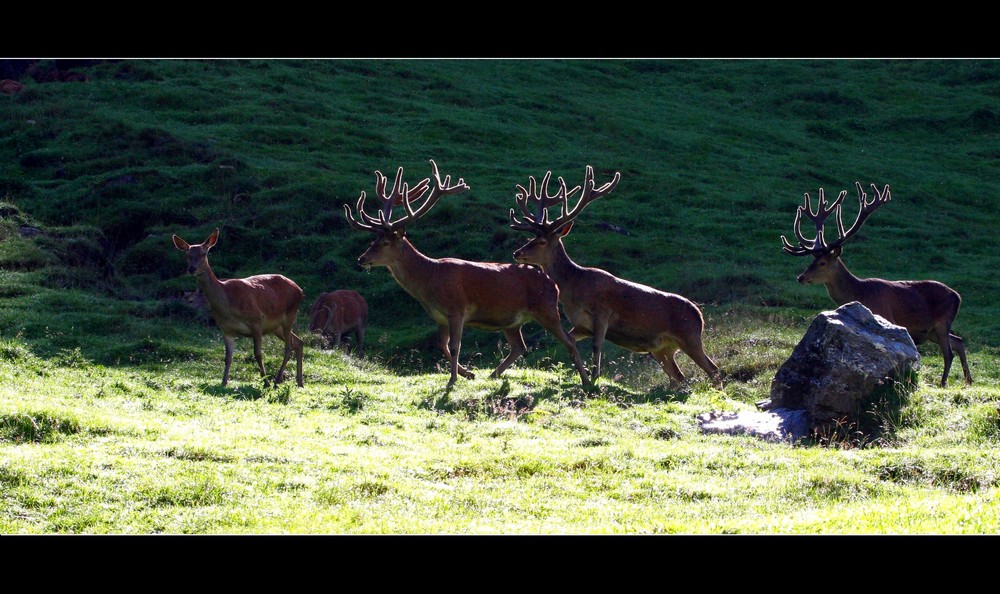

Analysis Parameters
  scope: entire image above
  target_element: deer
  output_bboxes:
[172,227,305,388]
[343,159,592,389]
[781,182,972,388]
[1,79,24,95]
[509,166,722,388]
[308,290,368,356]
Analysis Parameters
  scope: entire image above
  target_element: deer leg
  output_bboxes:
[949,333,972,385]
[652,349,686,388]
[933,326,956,388]
[533,308,591,388]
[682,340,722,388]
[251,329,270,385]
[222,335,236,386]
[491,327,527,379]
[445,317,471,387]
[292,331,304,387]
[436,324,474,381]
[590,315,610,381]
[273,323,299,386]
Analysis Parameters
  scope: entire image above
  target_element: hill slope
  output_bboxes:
[2,58,999,362]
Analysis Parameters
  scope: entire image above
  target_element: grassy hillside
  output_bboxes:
[4,59,1000,356]
[2,59,999,534]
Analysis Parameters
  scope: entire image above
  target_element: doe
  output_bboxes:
[172,228,305,387]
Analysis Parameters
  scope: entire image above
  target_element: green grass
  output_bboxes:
[1,58,1000,533]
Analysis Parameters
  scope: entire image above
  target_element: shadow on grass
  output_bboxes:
[198,380,294,404]
[595,381,692,407]
[201,382,265,401]
[418,378,562,421]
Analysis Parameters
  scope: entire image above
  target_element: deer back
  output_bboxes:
[309,290,368,334]
[855,278,961,336]
[211,274,304,331]
[389,251,562,329]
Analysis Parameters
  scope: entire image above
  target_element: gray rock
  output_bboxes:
[769,301,919,434]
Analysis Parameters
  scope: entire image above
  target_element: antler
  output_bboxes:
[345,159,469,233]
[509,165,620,234]
[781,182,891,256]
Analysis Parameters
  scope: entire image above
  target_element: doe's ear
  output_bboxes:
[172,235,190,251]
[205,227,220,249]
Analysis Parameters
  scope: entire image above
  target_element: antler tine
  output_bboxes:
[550,165,620,233]
[781,234,813,256]
[511,166,618,235]
[371,169,396,224]
[344,191,377,232]
[515,171,550,225]
[785,188,849,255]
[781,205,812,255]
[550,174,580,222]
[509,206,539,232]
[383,159,469,230]
[825,181,891,249]
[510,174,545,232]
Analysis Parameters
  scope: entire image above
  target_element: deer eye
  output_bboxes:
[380,240,390,247]
[536,239,546,246]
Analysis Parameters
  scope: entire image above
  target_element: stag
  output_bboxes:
[509,166,721,387]
[172,228,305,387]
[343,159,591,389]
[781,182,972,388]
[308,290,368,356]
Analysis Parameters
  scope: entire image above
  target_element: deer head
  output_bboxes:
[781,182,891,284]
[172,228,220,275]
[344,159,469,269]
[509,165,620,267]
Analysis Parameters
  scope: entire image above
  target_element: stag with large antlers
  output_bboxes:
[172,228,305,387]
[781,183,972,387]
[344,159,591,389]
[510,166,721,387]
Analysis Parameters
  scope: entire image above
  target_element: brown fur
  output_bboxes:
[1,79,24,95]
[308,290,368,356]
[357,229,591,388]
[797,245,972,387]
[514,223,721,387]
[172,228,305,387]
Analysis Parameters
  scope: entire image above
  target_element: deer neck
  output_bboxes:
[823,258,865,306]
[194,260,228,308]
[383,238,437,296]
[541,240,585,286]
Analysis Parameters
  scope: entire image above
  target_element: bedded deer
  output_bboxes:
[172,228,305,387]
[308,290,368,356]
[781,182,972,388]
[509,166,721,387]
[343,159,591,389]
